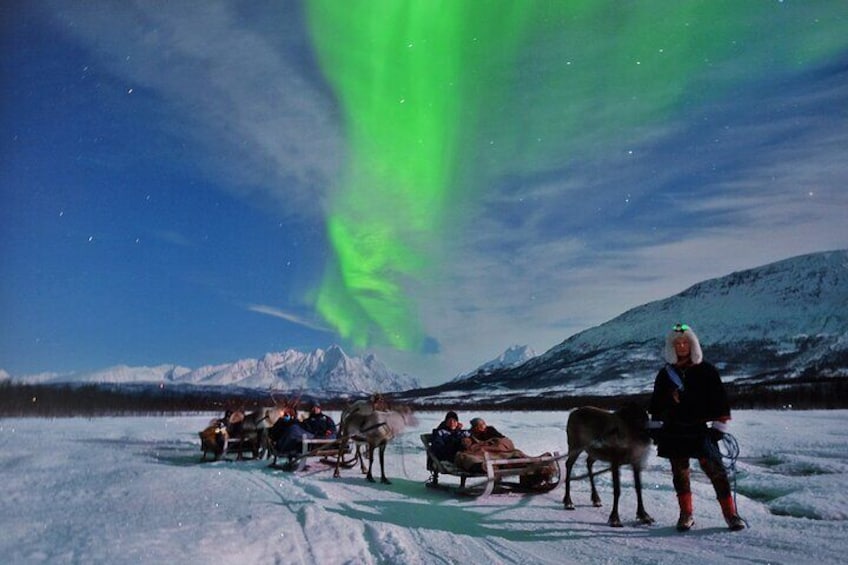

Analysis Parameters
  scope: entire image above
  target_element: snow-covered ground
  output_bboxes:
[1,410,846,564]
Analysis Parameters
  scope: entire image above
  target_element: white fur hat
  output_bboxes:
[664,324,704,364]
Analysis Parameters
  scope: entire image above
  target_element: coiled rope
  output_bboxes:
[705,432,749,529]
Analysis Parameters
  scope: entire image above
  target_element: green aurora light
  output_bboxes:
[307,0,532,351]
[305,0,848,352]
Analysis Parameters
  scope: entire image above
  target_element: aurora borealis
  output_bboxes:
[307,1,533,352]
[2,1,847,382]
[303,0,848,357]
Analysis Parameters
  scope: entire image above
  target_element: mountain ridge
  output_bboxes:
[8,344,420,394]
[410,249,848,404]
[5,250,846,401]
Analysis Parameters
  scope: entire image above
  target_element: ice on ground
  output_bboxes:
[0,410,846,564]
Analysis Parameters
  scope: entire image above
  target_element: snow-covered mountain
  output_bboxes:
[453,345,537,381]
[415,249,848,403]
[8,251,846,403]
[9,345,419,394]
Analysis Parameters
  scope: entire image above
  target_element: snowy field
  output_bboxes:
[1,410,846,564]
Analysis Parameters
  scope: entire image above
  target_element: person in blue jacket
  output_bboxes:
[431,411,470,462]
[269,408,313,456]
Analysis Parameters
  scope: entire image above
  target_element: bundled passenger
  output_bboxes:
[302,402,337,438]
[468,418,505,441]
[454,417,527,473]
[269,408,314,456]
[430,411,470,462]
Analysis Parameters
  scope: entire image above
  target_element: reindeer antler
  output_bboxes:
[289,389,304,412]
[269,389,286,408]
[371,391,389,411]
[267,389,292,418]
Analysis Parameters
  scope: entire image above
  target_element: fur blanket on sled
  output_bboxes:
[454,436,527,473]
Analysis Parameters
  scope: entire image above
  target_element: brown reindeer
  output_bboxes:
[199,419,228,461]
[563,404,654,527]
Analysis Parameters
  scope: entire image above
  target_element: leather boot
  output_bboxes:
[720,496,746,531]
[676,492,694,531]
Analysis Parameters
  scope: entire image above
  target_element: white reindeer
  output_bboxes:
[333,396,416,484]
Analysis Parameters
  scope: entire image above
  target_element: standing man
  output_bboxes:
[650,323,745,532]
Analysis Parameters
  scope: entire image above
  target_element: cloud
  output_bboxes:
[47,0,342,220]
[248,304,332,334]
[393,57,848,381]
[31,2,845,385]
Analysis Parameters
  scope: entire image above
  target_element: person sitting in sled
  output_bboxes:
[649,323,745,532]
[431,411,470,462]
[269,407,313,456]
[455,417,525,473]
[302,402,337,438]
[468,417,508,441]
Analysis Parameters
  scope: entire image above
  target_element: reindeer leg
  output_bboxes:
[358,444,368,475]
[633,467,655,524]
[607,464,622,527]
[379,444,391,484]
[365,445,376,483]
[563,449,579,510]
[333,432,345,478]
[587,457,602,507]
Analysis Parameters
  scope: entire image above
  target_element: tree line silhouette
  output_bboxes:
[2,375,845,417]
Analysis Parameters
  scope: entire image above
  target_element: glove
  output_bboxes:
[708,420,729,442]
[646,420,663,443]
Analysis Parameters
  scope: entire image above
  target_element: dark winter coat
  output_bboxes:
[302,413,337,438]
[431,423,471,462]
[269,418,314,455]
[649,360,730,459]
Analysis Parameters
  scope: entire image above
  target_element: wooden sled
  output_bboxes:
[268,437,359,472]
[421,433,562,498]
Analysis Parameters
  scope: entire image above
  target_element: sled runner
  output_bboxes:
[421,433,561,497]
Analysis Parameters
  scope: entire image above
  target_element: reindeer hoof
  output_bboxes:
[638,513,655,525]
[563,502,575,511]
[366,475,376,483]
[381,477,391,485]
[608,515,623,528]
[593,501,603,508]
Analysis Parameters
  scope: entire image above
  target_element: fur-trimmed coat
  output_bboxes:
[649,361,730,458]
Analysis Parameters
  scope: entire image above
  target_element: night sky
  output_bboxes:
[2,1,847,385]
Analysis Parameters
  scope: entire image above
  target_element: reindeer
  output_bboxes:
[562,404,654,527]
[199,419,229,461]
[333,396,416,484]
[234,408,277,459]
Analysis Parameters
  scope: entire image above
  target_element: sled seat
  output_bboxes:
[268,436,357,472]
[421,433,562,497]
